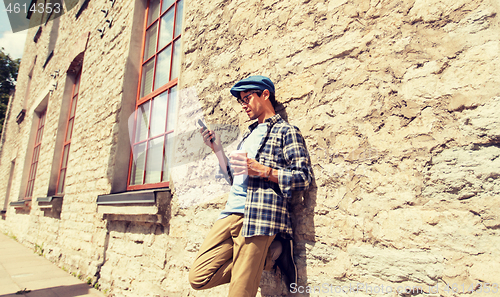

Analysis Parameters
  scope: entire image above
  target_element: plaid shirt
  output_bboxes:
[224,114,312,238]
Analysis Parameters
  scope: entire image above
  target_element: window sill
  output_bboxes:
[35,195,63,219]
[10,200,29,206]
[10,200,31,212]
[37,195,63,209]
[97,189,171,225]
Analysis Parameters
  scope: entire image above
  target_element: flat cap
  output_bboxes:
[230,75,275,98]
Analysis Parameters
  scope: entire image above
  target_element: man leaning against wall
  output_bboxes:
[189,76,313,297]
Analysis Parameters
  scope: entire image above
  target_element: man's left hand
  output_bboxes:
[230,154,268,178]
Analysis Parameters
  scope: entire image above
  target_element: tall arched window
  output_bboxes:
[128,0,184,190]
[25,110,46,198]
[56,69,81,194]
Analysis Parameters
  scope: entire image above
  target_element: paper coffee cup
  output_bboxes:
[231,150,248,184]
[230,150,248,158]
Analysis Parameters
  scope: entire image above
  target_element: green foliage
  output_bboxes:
[34,243,44,256]
[0,48,20,137]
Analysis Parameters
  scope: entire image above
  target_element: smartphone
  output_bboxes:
[198,119,214,143]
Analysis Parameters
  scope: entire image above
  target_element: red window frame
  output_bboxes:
[56,70,81,194]
[127,0,184,191]
[25,110,46,199]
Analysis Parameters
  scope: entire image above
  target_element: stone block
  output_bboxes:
[349,246,444,286]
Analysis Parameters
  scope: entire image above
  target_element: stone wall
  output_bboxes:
[0,0,499,296]
[0,0,139,290]
[178,0,500,295]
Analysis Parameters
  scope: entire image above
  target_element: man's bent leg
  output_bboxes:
[189,215,242,290]
[228,233,276,297]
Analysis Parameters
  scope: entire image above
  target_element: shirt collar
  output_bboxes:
[248,113,283,131]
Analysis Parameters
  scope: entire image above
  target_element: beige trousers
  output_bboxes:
[189,214,276,297]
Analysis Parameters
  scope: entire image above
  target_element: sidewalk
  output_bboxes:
[0,233,105,297]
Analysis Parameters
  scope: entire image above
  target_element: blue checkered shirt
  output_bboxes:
[223,114,312,238]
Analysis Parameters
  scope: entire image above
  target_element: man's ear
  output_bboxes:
[262,89,270,101]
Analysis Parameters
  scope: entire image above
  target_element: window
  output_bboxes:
[56,70,80,194]
[127,0,184,190]
[25,110,46,198]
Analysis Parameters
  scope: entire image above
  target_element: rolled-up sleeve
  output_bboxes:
[277,126,312,199]
[219,155,233,185]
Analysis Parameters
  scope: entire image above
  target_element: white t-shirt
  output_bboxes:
[218,123,268,220]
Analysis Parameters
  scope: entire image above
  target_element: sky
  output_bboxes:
[0,6,28,60]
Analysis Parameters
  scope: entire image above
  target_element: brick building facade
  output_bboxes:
[1,0,499,296]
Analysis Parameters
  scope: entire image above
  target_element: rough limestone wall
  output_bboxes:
[0,5,62,240]
[0,0,498,296]
[51,0,136,281]
[0,7,67,241]
[174,0,500,296]
[0,0,137,288]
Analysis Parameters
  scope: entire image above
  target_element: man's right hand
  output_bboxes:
[200,128,222,152]
[200,128,230,178]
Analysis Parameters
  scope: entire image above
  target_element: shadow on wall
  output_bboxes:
[14,208,31,215]
[0,283,97,297]
[275,102,288,123]
[260,104,318,297]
